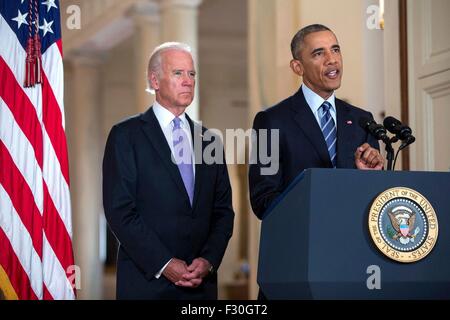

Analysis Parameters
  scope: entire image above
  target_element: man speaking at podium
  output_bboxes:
[249,24,384,221]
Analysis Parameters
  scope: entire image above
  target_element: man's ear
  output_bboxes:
[290,59,303,77]
[149,71,159,91]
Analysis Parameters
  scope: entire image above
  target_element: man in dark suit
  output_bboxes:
[103,42,234,299]
[249,23,384,219]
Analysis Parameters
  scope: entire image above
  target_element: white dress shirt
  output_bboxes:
[152,101,196,174]
[301,84,337,133]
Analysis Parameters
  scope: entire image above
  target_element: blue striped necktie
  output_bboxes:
[320,101,337,167]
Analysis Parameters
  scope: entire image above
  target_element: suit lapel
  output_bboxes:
[140,107,191,206]
[186,114,204,212]
[336,100,356,168]
[290,89,332,166]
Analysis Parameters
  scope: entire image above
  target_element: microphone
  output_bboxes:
[358,117,390,144]
[383,116,415,149]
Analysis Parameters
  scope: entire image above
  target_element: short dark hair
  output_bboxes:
[290,24,333,59]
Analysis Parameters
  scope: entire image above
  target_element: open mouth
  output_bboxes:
[325,69,340,79]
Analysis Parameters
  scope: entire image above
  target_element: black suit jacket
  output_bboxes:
[249,87,380,219]
[102,107,234,299]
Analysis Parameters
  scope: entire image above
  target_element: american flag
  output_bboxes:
[0,0,75,299]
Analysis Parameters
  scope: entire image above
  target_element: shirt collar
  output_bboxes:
[153,101,188,129]
[301,84,336,114]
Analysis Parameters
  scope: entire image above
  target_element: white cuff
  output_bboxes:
[155,259,172,279]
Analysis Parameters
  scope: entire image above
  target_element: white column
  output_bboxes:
[160,0,203,120]
[130,2,161,113]
[65,55,103,300]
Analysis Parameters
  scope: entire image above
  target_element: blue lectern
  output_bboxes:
[258,168,450,299]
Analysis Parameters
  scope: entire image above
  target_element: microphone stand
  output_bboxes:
[383,136,397,171]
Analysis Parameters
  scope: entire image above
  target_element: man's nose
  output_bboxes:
[325,50,337,65]
[182,74,194,86]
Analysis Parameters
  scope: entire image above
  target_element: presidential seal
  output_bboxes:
[368,187,438,263]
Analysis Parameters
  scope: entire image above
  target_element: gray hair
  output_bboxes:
[146,42,192,93]
[290,24,333,60]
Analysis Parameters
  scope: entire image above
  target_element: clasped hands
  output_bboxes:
[162,257,211,288]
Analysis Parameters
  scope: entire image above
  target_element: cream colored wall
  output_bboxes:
[408,0,450,172]
[362,0,386,123]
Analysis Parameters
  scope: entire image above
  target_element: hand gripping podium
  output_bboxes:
[258,168,450,299]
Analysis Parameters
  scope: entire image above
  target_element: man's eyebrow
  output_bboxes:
[172,69,195,72]
[311,47,324,55]
[311,44,340,55]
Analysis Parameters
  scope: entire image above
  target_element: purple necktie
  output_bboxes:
[172,117,194,205]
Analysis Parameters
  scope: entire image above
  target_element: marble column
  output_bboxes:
[64,55,103,300]
[130,1,161,113]
[160,0,203,120]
